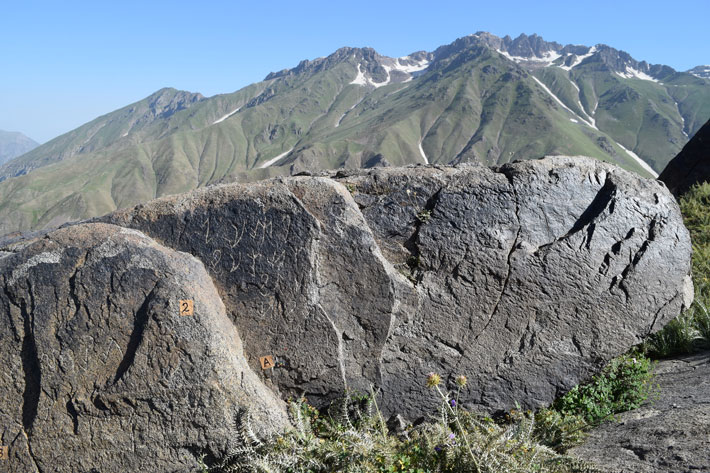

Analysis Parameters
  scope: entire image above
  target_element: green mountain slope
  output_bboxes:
[1,32,709,235]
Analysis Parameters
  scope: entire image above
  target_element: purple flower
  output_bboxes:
[449,433,456,440]
[450,399,456,408]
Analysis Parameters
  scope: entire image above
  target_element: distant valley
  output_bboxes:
[1,32,709,235]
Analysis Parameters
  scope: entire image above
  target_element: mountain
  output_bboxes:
[0,130,38,165]
[1,32,709,235]
[659,118,710,195]
[688,65,710,79]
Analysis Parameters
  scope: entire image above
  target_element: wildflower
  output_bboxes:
[426,372,441,387]
[455,375,467,387]
[450,399,456,408]
[449,433,456,440]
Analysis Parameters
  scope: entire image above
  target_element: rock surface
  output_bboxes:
[0,157,694,472]
[0,224,288,472]
[98,156,693,417]
[571,350,710,473]
[659,119,710,195]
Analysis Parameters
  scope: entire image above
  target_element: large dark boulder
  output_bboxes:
[99,156,692,416]
[0,224,288,472]
[0,157,694,472]
[659,119,710,195]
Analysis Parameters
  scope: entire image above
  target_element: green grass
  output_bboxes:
[643,182,710,357]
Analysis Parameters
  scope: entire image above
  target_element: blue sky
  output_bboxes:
[2,0,708,143]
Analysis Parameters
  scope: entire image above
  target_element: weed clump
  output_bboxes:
[201,365,645,472]
[551,352,654,425]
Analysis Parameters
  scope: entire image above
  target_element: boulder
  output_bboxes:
[99,156,693,416]
[570,350,710,472]
[659,118,710,195]
[0,224,288,472]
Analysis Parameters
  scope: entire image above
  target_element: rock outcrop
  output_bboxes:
[99,156,692,415]
[659,118,710,195]
[0,224,288,472]
[570,350,710,472]
[0,156,693,472]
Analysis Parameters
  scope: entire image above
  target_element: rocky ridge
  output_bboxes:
[688,65,710,79]
[469,32,675,80]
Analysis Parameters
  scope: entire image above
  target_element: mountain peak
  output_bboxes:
[0,130,39,165]
[462,32,676,81]
[264,45,433,88]
[688,65,710,79]
[144,88,204,113]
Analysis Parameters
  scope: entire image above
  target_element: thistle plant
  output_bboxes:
[204,373,604,473]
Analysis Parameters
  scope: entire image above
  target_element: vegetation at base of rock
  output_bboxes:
[644,182,710,357]
[203,356,655,473]
[551,352,655,425]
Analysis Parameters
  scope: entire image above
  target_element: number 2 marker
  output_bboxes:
[179,299,194,316]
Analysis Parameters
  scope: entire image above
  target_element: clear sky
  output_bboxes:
[2,0,708,143]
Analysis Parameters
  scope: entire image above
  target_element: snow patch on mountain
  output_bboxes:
[616,66,658,82]
[558,47,597,71]
[350,64,369,86]
[688,65,710,79]
[259,148,293,168]
[372,65,392,88]
[335,98,365,128]
[566,77,597,127]
[213,107,241,124]
[616,143,658,177]
[673,100,689,138]
[418,140,429,164]
[532,76,597,129]
[351,57,430,88]
[351,63,390,88]
[395,56,430,74]
[498,49,561,65]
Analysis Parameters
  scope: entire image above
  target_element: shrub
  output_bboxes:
[552,352,654,425]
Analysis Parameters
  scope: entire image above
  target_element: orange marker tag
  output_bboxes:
[0,446,8,460]
[179,299,194,316]
[260,355,275,370]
